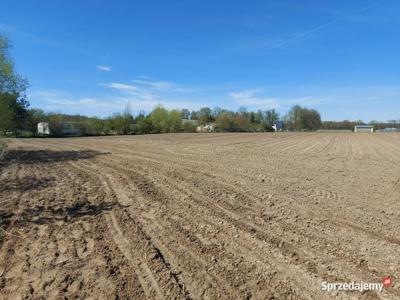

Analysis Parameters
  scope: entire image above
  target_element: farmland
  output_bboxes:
[1,133,399,299]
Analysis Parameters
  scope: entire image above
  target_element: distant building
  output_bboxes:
[272,120,284,131]
[37,121,82,136]
[37,122,50,135]
[354,125,374,133]
[196,124,214,133]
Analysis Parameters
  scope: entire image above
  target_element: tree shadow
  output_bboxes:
[0,200,124,228]
[0,175,56,193]
[2,149,108,165]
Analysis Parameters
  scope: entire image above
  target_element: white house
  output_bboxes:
[37,122,50,135]
[354,125,374,133]
[196,124,214,133]
[37,121,82,136]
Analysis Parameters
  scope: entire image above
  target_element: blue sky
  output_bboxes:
[1,0,399,121]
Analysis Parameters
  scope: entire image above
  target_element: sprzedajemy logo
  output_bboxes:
[321,276,393,293]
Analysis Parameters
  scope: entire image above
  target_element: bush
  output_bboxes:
[135,116,153,134]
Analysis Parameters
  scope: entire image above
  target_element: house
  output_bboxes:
[272,120,284,132]
[37,121,82,136]
[354,125,374,133]
[196,124,214,133]
[37,122,50,135]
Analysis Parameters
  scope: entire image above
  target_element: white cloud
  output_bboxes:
[229,89,262,99]
[28,90,126,116]
[97,65,112,72]
[229,89,279,107]
[282,97,323,106]
[229,89,324,109]
[132,78,193,93]
[34,91,200,116]
[99,82,138,92]
[97,78,205,112]
[100,82,161,104]
[132,79,174,90]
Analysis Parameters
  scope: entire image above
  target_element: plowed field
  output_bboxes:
[1,133,399,299]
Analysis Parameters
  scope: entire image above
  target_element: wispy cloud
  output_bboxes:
[270,0,386,49]
[229,89,323,109]
[28,84,400,121]
[230,89,279,107]
[30,87,205,116]
[100,81,159,102]
[132,79,174,90]
[28,90,126,115]
[132,78,193,92]
[97,65,112,72]
[99,82,138,92]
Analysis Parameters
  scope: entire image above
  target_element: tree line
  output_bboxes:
[320,119,400,131]
[13,103,396,137]
[16,106,280,136]
[1,100,325,137]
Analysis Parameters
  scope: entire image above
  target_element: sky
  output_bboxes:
[1,0,399,121]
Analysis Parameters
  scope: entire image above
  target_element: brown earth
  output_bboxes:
[0,133,399,299]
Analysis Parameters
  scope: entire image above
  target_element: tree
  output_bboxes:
[181,108,190,120]
[265,109,279,127]
[190,110,198,120]
[47,114,65,136]
[150,105,169,133]
[0,92,29,135]
[235,114,250,131]
[26,108,47,136]
[286,105,302,130]
[168,109,182,133]
[249,111,256,124]
[107,104,134,135]
[0,93,15,135]
[212,107,222,118]
[0,34,28,93]
[215,112,237,132]
[198,107,212,125]
[255,110,265,124]
[0,34,29,135]
[111,113,131,135]
[286,105,321,131]
[183,121,196,133]
[83,117,105,135]
[135,115,153,134]
[298,109,321,131]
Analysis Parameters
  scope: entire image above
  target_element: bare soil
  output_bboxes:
[0,133,399,299]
